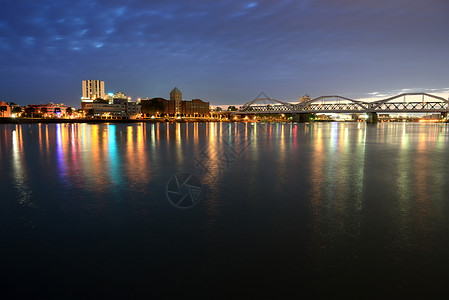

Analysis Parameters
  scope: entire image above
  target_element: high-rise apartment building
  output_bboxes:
[81,80,105,109]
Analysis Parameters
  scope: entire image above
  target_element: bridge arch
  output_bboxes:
[297,95,368,110]
[373,93,448,104]
[370,93,449,111]
[240,98,294,112]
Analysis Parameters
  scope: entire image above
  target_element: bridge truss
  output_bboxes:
[235,93,449,115]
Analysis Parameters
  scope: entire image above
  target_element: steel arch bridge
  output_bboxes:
[235,93,449,114]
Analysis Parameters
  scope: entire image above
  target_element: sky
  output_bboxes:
[1,0,448,108]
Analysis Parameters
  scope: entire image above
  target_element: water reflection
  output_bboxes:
[0,122,448,297]
[307,123,366,267]
[11,125,32,206]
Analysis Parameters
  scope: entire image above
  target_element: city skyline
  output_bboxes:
[1,0,448,108]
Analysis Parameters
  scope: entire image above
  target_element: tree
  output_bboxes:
[0,106,7,117]
[24,106,35,118]
[41,107,47,114]
[227,106,237,111]
[12,106,22,117]
[141,98,166,114]
[66,107,73,116]
[12,107,22,113]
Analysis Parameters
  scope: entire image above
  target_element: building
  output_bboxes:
[170,87,182,115]
[140,88,210,118]
[84,101,126,118]
[81,80,105,109]
[421,113,442,120]
[28,102,69,117]
[84,98,141,119]
[299,94,311,103]
[104,91,128,103]
[142,97,209,117]
[185,99,209,117]
[0,101,11,117]
[126,101,141,118]
[113,91,127,100]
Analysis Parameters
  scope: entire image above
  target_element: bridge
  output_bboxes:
[234,93,449,122]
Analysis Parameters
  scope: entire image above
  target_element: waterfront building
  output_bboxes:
[28,102,69,117]
[141,94,210,118]
[0,101,11,117]
[169,87,182,115]
[81,80,105,109]
[126,101,141,118]
[184,99,210,117]
[84,98,141,119]
[421,113,443,120]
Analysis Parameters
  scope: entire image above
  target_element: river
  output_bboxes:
[0,122,448,298]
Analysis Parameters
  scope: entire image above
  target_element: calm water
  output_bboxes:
[1,122,448,298]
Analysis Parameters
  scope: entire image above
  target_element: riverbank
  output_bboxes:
[1,117,447,124]
[0,117,231,124]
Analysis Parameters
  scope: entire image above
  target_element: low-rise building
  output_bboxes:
[0,101,11,117]
[141,97,209,117]
[84,98,141,119]
[28,102,69,117]
[185,99,209,117]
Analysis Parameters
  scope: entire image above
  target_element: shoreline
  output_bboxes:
[0,117,231,124]
[0,117,446,124]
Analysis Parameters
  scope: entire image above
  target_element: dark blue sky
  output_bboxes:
[1,0,448,108]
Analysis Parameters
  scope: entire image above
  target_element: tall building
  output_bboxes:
[81,80,105,109]
[170,87,182,115]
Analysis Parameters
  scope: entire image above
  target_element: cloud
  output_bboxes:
[0,0,448,106]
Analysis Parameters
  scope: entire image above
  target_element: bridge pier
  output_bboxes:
[366,112,378,123]
[351,113,361,121]
[292,113,312,123]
